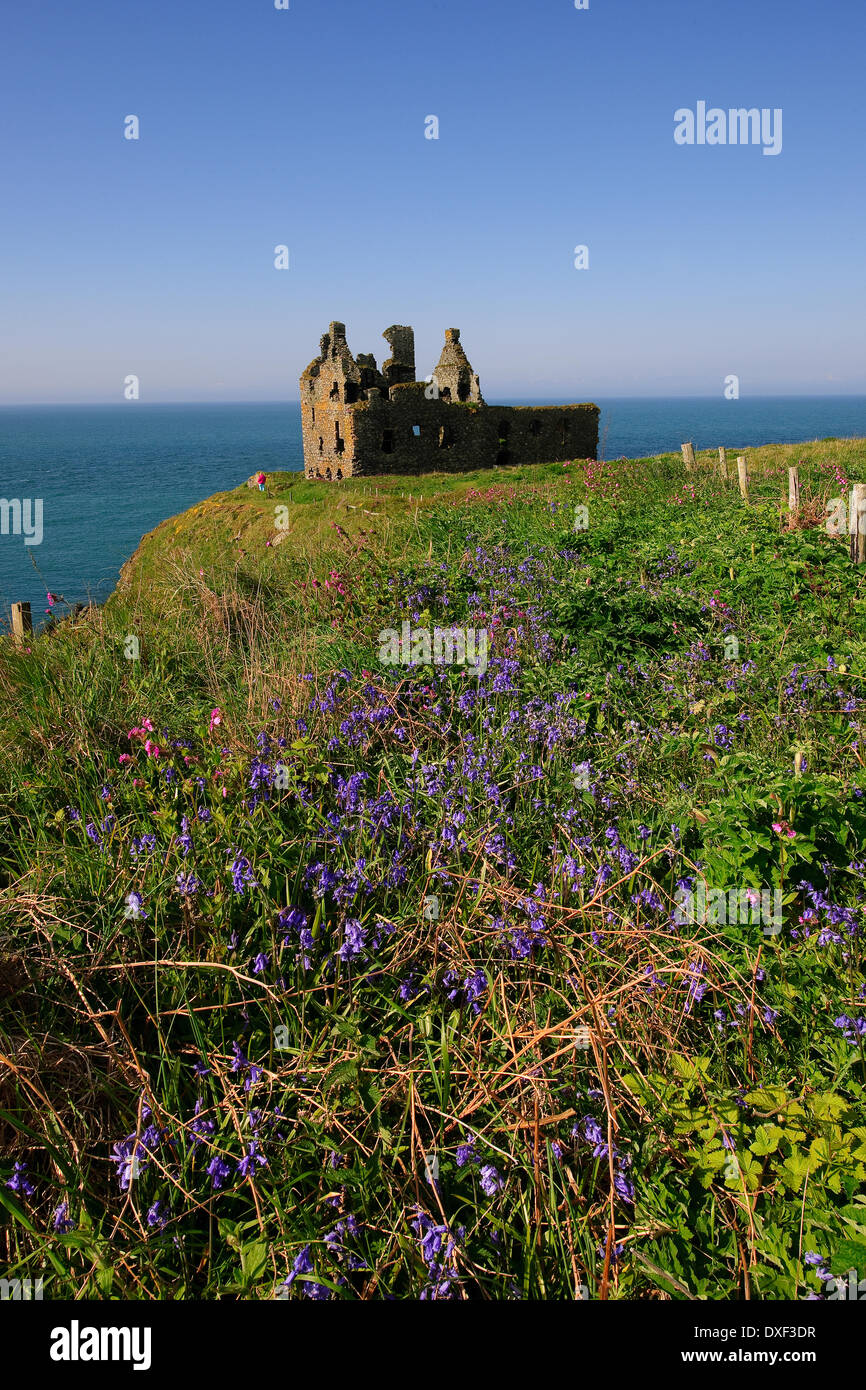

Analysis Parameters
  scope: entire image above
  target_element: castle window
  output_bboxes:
[335,422,345,454]
[345,382,359,404]
[457,376,470,402]
[438,424,454,449]
[529,419,541,436]
[329,381,340,399]
[498,419,510,443]
[311,406,315,424]
[381,429,395,453]
[318,437,324,453]
[412,424,421,437]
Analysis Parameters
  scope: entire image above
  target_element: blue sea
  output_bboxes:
[2,396,865,629]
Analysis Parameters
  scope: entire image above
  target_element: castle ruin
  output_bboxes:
[300,322,599,479]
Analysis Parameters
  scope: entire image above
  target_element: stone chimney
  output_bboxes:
[382,325,416,387]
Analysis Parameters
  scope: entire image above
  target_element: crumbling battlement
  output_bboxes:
[300,322,598,479]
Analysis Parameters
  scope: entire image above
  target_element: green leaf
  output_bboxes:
[830,1240,866,1280]
[324,1059,359,1091]
[779,1150,812,1190]
[807,1092,848,1122]
[750,1124,786,1157]
[240,1239,269,1284]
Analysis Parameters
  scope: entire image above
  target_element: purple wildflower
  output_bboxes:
[6,1162,36,1197]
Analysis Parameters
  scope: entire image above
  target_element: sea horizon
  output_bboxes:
[4,391,866,408]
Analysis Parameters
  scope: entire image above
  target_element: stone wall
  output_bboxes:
[350,389,599,477]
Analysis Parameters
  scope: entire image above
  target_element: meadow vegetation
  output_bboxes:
[1,438,865,1300]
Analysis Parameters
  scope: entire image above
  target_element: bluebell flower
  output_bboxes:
[479,1163,505,1196]
[834,1015,866,1043]
[6,1162,36,1196]
[576,1115,608,1159]
[281,1245,331,1298]
[455,1136,477,1167]
[52,1199,75,1232]
[229,852,258,895]
[146,1200,169,1231]
[237,1141,268,1179]
[805,1251,832,1282]
[125,890,147,919]
[614,1170,635,1204]
[206,1156,232,1190]
[111,1138,146,1191]
[338,918,366,962]
[464,968,488,1015]
[177,817,193,857]
[189,1098,215,1149]
[230,1041,262,1091]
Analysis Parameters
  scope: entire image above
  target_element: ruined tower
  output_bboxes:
[299,321,598,480]
[382,326,416,387]
[433,328,483,404]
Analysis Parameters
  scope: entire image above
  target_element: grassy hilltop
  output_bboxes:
[1,438,866,1300]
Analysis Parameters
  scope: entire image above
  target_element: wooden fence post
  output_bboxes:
[682,441,696,473]
[718,446,728,480]
[737,455,750,504]
[788,466,800,524]
[850,483,866,564]
[11,601,32,645]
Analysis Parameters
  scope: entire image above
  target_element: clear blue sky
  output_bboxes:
[1,0,864,403]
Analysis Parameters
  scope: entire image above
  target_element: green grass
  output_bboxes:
[1,437,865,1300]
